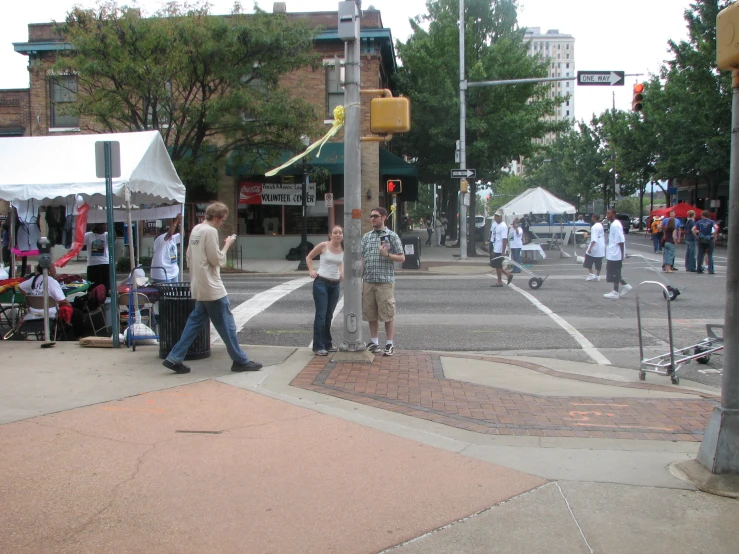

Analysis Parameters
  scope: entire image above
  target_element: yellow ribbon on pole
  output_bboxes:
[265,106,345,177]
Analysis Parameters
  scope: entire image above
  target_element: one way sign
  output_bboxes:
[451,168,476,178]
[577,71,625,86]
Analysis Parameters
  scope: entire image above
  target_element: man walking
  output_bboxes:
[361,207,405,356]
[489,209,513,287]
[584,214,605,281]
[603,208,632,299]
[693,209,718,274]
[162,202,262,374]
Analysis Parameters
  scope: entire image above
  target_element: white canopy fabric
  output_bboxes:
[499,187,576,218]
[0,130,185,206]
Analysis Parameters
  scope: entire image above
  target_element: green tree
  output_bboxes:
[53,1,320,191]
[394,0,565,255]
[485,174,526,214]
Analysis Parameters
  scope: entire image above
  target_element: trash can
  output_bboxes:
[156,282,210,360]
[401,235,421,269]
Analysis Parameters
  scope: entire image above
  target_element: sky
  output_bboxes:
[0,0,692,122]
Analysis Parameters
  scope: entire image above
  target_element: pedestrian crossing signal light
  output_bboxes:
[632,83,644,112]
[386,179,402,194]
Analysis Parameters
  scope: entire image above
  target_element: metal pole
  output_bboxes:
[297,162,309,271]
[340,1,366,354]
[42,268,50,342]
[104,141,120,347]
[458,0,468,260]
[696,69,739,474]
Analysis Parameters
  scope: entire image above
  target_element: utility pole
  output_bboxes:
[336,1,371,360]
[458,0,468,260]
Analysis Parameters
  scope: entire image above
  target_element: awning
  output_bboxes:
[226,143,419,200]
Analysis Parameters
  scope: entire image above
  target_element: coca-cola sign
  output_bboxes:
[239,182,263,204]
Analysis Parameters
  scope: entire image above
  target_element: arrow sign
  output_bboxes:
[577,71,625,86]
[451,168,476,178]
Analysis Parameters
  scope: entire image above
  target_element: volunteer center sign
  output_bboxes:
[239,182,316,206]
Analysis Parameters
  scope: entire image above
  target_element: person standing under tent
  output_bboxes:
[151,214,182,283]
[84,224,112,296]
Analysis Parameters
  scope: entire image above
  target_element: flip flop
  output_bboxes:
[491,283,503,287]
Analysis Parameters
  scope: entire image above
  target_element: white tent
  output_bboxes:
[0,130,185,206]
[499,187,576,218]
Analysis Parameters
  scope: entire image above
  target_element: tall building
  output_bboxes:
[524,27,575,142]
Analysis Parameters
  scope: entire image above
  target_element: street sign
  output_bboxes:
[325,193,334,208]
[95,141,121,178]
[577,71,625,86]
[451,168,476,178]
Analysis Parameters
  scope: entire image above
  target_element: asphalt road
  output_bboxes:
[223,231,727,390]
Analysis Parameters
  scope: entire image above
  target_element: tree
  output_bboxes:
[394,0,565,255]
[53,1,320,191]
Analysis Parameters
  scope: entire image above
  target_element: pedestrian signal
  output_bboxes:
[632,83,644,112]
[386,179,402,194]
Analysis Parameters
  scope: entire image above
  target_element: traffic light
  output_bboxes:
[632,83,644,112]
[386,179,402,194]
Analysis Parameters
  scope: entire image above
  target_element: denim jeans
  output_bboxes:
[663,242,675,267]
[697,239,715,273]
[312,278,340,351]
[685,240,696,271]
[652,234,662,252]
[166,296,248,364]
[511,248,522,272]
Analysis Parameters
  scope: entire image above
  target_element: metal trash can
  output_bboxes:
[156,282,210,360]
[401,235,421,269]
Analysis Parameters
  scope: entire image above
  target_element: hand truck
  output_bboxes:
[490,255,549,290]
[636,280,723,385]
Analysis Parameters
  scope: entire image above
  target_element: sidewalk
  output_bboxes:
[1,341,737,553]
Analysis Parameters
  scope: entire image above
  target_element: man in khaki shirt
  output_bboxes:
[162,202,262,373]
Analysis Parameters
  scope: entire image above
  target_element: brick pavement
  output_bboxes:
[291,352,718,442]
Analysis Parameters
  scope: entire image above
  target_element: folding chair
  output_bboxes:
[3,295,66,341]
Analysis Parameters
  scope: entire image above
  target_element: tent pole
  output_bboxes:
[179,203,185,280]
[9,203,15,279]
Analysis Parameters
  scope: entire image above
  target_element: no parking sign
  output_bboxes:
[325,193,334,208]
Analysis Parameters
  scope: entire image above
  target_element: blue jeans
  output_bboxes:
[652,234,662,252]
[166,296,248,364]
[697,240,715,273]
[685,240,696,271]
[312,278,340,351]
[663,242,675,267]
[511,248,522,272]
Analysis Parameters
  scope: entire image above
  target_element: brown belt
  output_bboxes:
[316,275,340,285]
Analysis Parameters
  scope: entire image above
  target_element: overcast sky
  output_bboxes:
[1,0,691,121]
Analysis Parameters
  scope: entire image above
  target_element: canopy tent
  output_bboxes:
[498,187,576,219]
[650,202,702,220]
[0,130,185,207]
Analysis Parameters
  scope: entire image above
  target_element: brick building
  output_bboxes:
[5,3,417,259]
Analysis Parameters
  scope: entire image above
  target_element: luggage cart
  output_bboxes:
[490,255,549,289]
[635,280,723,385]
[628,254,681,301]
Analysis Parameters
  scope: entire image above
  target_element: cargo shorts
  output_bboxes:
[362,282,396,322]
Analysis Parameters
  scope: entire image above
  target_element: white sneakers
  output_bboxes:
[603,285,632,300]
[585,274,601,282]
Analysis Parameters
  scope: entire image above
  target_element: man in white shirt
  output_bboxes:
[489,210,513,287]
[19,264,84,337]
[162,202,262,374]
[604,209,632,299]
[151,214,182,283]
[584,214,605,281]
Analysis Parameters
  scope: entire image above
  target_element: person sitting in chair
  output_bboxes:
[18,264,84,338]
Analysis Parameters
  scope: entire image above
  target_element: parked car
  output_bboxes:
[604,213,632,233]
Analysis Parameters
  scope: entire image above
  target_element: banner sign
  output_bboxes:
[239,181,316,206]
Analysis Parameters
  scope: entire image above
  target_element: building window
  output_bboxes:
[566,63,570,69]
[566,110,570,116]
[566,100,570,106]
[567,44,570,50]
[566,54,570,59]
[325,61,345,119]
[241,73,268,122]
[558,44,561,50]
[49,75,78,128]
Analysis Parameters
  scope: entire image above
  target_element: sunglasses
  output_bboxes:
[370,214,381,219]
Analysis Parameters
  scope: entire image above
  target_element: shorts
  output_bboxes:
[490,252,504,269]
[583,254,603,271]
[362,282,396,322]
[606,260,622,283]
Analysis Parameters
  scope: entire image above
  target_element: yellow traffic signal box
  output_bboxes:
[632,83,644,112]
[717,2,739,70]
[370,97,411,134]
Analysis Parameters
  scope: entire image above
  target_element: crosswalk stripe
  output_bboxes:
[211,277,312,345]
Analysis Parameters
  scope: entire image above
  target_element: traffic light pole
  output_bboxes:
[458,0,468,260]
[695,69,739,476]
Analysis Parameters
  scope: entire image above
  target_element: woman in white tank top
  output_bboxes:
[305,226,344,356]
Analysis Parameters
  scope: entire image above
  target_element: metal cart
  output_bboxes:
[636,280,723,385]
[490,255,549,289]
